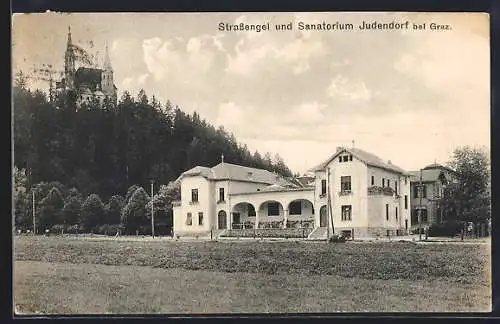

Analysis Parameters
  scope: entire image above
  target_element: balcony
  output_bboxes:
[216,199,226,204]
[319,193,327,198]
[367,186,398,197]
[189,200,199,205]
[338,190,352,196]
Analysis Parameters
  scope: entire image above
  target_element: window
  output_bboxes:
[321,179,327,195]
[404,177,407,185]
[339,156,342,162]
[382,178,385,187]
[191,189,198,202]
[289,201,302,215]
[387,180,390,188]
[371,175,374,186]
[341,176,351,192]
[415,185,427,198]
[395,182,398,195]
[349,155,353,161]
[268,202,280,216]
[186,213,192,226]
[341,205,352,221]
[342,155,349,162]
[386,204,389,220]
[198,212,204,225]
[219,188,225,202]
[404,195,408,209]
[395,207,398,220]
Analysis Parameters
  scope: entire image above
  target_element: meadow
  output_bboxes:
[13,235,491,314]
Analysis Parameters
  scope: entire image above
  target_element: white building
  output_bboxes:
[172,146,411,239]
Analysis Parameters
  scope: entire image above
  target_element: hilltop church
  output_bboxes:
[56,26,117,107]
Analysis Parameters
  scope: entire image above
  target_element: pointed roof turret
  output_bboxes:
[104,41,113,71]
[67,25,72,47]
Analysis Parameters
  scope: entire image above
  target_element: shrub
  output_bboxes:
[66,224,81,234]
[50,224,66,234]
[428,223,460,237]
[93,224,122,236]
[329,234,346,243]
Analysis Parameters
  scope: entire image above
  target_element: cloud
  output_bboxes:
[225,14,327,77]
[326,74,372,102]
[283,102,326,125]
[142,34,224,83]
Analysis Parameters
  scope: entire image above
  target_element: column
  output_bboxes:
[255,205,259,229]
[283,209,288,229]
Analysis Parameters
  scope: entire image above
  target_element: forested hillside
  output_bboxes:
[12,71,294,234]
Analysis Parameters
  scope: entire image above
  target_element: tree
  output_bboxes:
[80,193,106,232]
[441,146,490,227]
[145,181,180,217]
[38,187,65,230]
[120,187,150,234]
[105,195,125,224]
[62,195,83,226]
[125,184,140,203]
[13,167,30,230]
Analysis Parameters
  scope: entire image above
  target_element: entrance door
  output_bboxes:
[218,210,227,229]
[320,205,328,227]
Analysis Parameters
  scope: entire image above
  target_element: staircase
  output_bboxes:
[307,227,328,240]
[212,229,227,239]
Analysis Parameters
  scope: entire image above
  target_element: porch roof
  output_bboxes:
[229,186,314,196]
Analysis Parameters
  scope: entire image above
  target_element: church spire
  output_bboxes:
[104,41,112,71]
[67,25,72,47]
[64,25,75,90]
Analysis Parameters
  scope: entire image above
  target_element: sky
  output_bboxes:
[12,12,490,175]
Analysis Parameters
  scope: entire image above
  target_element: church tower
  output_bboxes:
[102,43,115,98]
[64,26,76,90]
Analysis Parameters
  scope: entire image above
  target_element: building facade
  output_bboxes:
[173,147,412,239]
[408,163,456,229]
[55,26,117,108]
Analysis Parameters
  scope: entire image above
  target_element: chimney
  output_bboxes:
[388,160,392,164]
[336,146,343,152]
[247,171,253,179]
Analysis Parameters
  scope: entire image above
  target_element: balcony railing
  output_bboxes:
[339,190,352,196]
[367,186,397,197]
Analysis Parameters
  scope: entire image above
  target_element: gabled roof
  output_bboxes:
[409,164,455,183]
[422,163,456,174]
[178,162,297,186]
[310,147,409,175]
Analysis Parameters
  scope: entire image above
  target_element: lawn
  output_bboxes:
[13,236,491,314]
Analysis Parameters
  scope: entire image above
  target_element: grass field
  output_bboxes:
[13,236,491,314]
